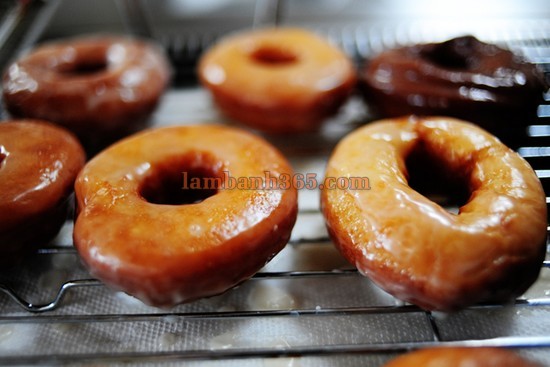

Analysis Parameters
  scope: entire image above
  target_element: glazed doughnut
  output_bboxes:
[0,120,85,265]
[198,28,356,133]
[360,36,547,132]
[384,347,542,367]
[2,35,171,151]
[321,116,547,311]
[74,125,298,307]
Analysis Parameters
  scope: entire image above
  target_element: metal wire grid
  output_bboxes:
[1,240,550,315]
[0,237,549,364]
[0,1,550,365]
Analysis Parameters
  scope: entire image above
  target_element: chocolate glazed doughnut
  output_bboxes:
[360,36,547,133]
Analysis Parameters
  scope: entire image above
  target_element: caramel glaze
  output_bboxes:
[321,116,547,312]
[2,35,171,153]
[199,28,356,134]
[361,36,547,133]
[0,120,85,265]
[384,347,542,367]
[74,125,298,307]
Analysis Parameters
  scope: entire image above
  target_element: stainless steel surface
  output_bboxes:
[0,1,550,365]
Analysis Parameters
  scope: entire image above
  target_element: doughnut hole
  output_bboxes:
[140,152,222,205]
[405,143,471,213]
[420,36,477,70]
[57,53,108,76]
[251,46,298,66]
[0,146,7,168]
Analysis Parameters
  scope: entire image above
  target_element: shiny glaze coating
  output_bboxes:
[74,125,298,307]
[2,35,171,150]
[321,116,547,311]
[384,347,541,367]
[198,28,356,133]
[361,36,547,131]
[0,120,85,265]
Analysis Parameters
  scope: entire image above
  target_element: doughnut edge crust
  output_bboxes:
[73,124,298,307]
[383,347,542,367]
[321,116,547,311]
[0,120,85,264]
[198,27,357,133]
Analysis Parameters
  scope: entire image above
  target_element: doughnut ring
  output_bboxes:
[321,116,547,311]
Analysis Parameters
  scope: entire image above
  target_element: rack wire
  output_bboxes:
[0,0,550,365]
[1,241,550,314]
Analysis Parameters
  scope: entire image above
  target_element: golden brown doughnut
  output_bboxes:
[360,36,547,132]
[321,116,547,311]
[74,124,298,307]
[384,347,542,367]
[199,28,356,133]
[2,35,171,151]
[0,120,85,265]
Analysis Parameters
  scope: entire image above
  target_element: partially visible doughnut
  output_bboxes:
[321,116,547,311]
[199,28,356,133]
[2,35,171,151]
[74,124,298,307]
[383,347,542,367]
[0,120,85,265]
[360,36,547,132]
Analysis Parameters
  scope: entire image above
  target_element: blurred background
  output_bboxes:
[2,0,550,84]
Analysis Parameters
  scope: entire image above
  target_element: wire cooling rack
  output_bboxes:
[0,0,550,365]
